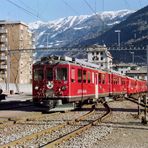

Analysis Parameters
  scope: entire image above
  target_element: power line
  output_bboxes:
[17,0,40,17]
[61,0,80,15]
[138,0,142,8]
[82,0,104,25]
[123,0,131,9]
[6,0,44,20]
[83,0,96,15]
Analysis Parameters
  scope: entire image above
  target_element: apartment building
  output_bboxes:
[87,44,113,70]
[0,20,33,84]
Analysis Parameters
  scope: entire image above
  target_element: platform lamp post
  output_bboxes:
[115,30,121,49]
[145,45,148,123]
[130,52,135,64]
[44,33,49,48]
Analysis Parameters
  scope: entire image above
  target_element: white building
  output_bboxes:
[112,63,137,75]
[126,66,147,80]
[87,44,112,70]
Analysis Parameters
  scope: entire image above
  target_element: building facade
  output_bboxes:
[87,44,112,70]
[0,20,33,84]
[126,66,147,80]
[0,23,7,82]
[112,63,137,75]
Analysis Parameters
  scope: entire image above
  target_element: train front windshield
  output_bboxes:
[56,68,67,80]
[34,68,44,81]
[33,67,53,81]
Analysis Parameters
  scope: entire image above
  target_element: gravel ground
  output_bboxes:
[0,100,147,148]
[58,100,148,148]
[0,111,89,146]
[93,100,148,148]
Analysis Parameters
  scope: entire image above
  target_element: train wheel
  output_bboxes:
[46,100,57,109]
[75,101,83,109]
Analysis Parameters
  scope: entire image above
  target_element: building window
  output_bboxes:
[101,57,103,60]
[92,52,94,55]
[100,52,103,55]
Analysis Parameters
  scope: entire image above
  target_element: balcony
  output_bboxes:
[0,37,7,43]
[0,55,7,60]
[0,70,6,74]
[0,28,7,34]
[0,47,7,52]
[0,64,7,69]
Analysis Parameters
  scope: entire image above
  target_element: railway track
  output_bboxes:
[0,112,61,129]
[43,101,111,148]
[1,102,111,148]
[125,97,148,108]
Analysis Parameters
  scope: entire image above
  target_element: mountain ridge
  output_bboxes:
[29,9,134,48]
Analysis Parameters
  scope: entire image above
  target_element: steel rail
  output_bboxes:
[0,112,42,129]
[1,105,96,148]
[43,102,111,148]
[125,97,148,108]
[0,112,60,129]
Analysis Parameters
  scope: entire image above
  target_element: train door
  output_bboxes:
[95,73,98,99]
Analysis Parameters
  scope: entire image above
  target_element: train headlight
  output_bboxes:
[61,86,67,91]
[35,86,39,90]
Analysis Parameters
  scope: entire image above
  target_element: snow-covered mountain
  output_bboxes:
[29,10,134,48]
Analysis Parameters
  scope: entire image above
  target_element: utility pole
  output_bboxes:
[145,45,148,122]
[142,45,148,124]
[115,30,121,49]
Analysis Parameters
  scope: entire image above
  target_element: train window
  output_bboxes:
[34,69,43,81]
[83,70,86,83]
[102,74,105,84]
[56,68,67,80]
[46,68,53,81]
[88,71,91,83]
[71,68,75,82]
[98,73,101,84]
[92,72,94,83]
[78,69,82,83]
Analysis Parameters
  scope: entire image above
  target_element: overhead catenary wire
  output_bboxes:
[83,0,97,15]
[123,0,131,9]
[82,0,104,26]
[6,0,44,20]
[17,0,41,18]
[138,0,142,8]
[61,0,80,16]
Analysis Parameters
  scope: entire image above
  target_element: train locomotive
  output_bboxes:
[32,55,147,110]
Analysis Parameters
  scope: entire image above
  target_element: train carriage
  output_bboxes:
[32,55,147,110]
[127,77,138,95]
[110,73,127,97]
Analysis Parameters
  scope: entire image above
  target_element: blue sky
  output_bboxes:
[0,0,147,23]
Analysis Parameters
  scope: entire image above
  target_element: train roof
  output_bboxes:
[33,55,146,82]
[34,55,108,72]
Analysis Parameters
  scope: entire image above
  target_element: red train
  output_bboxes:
[32,55,147,110]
